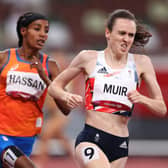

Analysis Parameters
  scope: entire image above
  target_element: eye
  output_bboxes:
[128,33,135,38]
[45,29,49,34]
[119,31,126,35]
[34,27,40,31]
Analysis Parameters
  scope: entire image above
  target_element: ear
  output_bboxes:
[20,27,27,36]
[105,28,110,40]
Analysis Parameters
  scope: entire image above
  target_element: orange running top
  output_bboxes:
[0,48,49,136]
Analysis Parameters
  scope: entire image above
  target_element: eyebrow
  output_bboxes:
[32,23,49,28]
[118,30,135,35]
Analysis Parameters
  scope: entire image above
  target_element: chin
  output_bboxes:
[35,45,43,50]
[118,51,126,55]
[121,49,128,54]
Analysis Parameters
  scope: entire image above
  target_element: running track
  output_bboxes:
[32,156,168,168]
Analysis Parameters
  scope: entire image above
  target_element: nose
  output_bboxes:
[123,35,129,42]
[39,29,47,37]
[40,31,45,36]
[39,31,48,40]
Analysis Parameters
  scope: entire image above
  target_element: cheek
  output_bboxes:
[111,38,120,46]
[45,35,48,40]
[112,35,121,42]
[27,35,36,46]
[129,38,134,45]
[29,36,35,43]
[28,33,35,40]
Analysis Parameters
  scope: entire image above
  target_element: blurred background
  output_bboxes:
[0,0,168,167]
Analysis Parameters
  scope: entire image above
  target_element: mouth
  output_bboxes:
[120,43,128,52]
[37,39,45,47]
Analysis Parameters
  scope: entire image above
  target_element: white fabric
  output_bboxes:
[2,148,17,168]
[91,51,137,109]
[6,71,46,100]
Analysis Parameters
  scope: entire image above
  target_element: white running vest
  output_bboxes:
[87,50,138,114]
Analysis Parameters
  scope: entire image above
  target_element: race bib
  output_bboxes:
[92,71,136,108]
[6,71,47,100]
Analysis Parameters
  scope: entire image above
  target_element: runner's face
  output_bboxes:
[106,18,136,55]
[23,19,49,50]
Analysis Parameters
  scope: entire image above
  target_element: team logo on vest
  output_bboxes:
[97,67,108,74]
[10,64,19,71]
